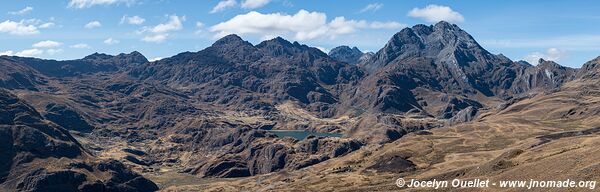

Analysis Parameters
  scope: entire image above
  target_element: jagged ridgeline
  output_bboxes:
[1,21,595,191]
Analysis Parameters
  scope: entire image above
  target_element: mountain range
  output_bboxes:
[0,21,598,191]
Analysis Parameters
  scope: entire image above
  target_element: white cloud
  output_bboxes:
[360,3,383,13]
[0,20,39,35]
[21,19,42,26]
[33,40,63,48]
[211,0,237,13]
[149,57,162,62]
[137,15,184,43]
[241,0,270,9]
[196,22,204,28]
[38,22,56,29]
[523,48,567,64]
[85,21,102,29]
[121,15,145,25]
[142,34,168,43]
[482,35,600,51]
[369,21,405,29]
[408,4,464,23]
[149,15,184,33]
[103,38,119,45]
[8,6,33,15]
[210,10,405,41]
[0,50,14,56]
[195,21,204,34]
[68,0,135,9]
[70,43,91,49]
[46,49,63,55]
[15,49,43,57]
[315,46,329,53]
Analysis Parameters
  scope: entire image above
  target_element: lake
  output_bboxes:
[268,130,343,140]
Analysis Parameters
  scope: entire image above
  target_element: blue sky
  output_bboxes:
[1,0,599,67]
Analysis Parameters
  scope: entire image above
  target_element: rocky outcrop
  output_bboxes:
[448,106,478,124]
[342,21,573,118]
[0,57,47,91]
[10,51,147,77]
[129,35,364,117]
[576,56,600,80]
[0,89,157,191]
[510,59,576,94]
[43,103,94,133]
[180,127,362,178]
[329,46,365,65]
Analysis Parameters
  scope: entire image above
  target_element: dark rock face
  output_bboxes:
[576,56,600,80]
[329,46,365,65]
[342,21,575,119]
[358,52,374,65]
[43,103,94,133]
[129,35,364,117]
[367,154,416,173]
[0,89,157,192]
[9,51,147,77]
[184,127,363,178]
[0,57,47,91]
[448,106,478,124]
[510,59,576,94]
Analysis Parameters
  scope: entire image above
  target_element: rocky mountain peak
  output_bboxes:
[256,36,326,58]
[206,34,260,62]
[82,52,113,60]
[212,34,250,47]
[433,20,459,30]
[362,21,497,73]
[116,51,149,64]
[81,51,148,64]
[516,60,533,66]
[256,36,301,50]
[328,46,365,65]
[576,56,600,79]
[537,59,562,68]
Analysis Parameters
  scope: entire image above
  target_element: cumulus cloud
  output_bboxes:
[68,0,135,9]
[121,15,145,25]
[195,22,205,34]
[138,15,184,43]
[211,0,237,13]
[46,49,63,55]
[523,48,567,64]
[8,6,33,15]
[149,57,162,62]
[85,21,102,29]
[103,38,119,45]
[209,10,405,41]
[32,40,63,48]
[359,3,383,13]
[142,34,168,43]
[241,0,270,9]
[408,4,464,23]
[482,35,600,52]
[15,49,43,57]
[0,50,14,56]
[70,43,91,49]
[0,20,39,35]
[315,46,329,53]
[38,22,56,29]
[369,21,405,29]
[149,15,184,33]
